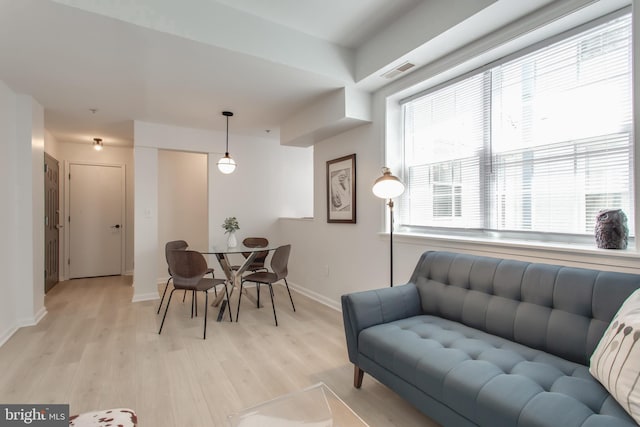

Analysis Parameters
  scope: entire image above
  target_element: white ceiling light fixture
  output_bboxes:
[217,111,236,174]
[93,137,103,151]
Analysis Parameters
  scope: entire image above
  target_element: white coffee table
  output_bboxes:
[227,382,369,426]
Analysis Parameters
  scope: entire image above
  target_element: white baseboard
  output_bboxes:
[0,307,48,349]
[141,277,342,311]
[131,278,166,302]
[17,307,48,327]
[0,325,18,348]
[132,292,159,303]
[285,282,341,312]
[29,307,48,326]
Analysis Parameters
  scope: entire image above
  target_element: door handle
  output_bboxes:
[110,224,121,229]
[56,224,64,229]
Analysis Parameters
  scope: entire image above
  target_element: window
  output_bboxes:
[400,12,634,242]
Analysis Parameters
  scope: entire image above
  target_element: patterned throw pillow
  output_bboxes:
[590,288,640,423]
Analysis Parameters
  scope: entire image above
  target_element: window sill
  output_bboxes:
[279,217,314,221]
[381,231,640,271]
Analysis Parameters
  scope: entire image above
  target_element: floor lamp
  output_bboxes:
[372,167,405,287]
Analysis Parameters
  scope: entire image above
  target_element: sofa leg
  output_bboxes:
[354,365,364,388]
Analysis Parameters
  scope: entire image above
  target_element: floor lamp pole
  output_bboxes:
[372,167,404,288]
[388,199,394,287]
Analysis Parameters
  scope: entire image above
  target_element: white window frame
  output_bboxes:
[380,3,640,265]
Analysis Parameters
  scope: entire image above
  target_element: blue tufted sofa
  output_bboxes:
[341,251,640,427]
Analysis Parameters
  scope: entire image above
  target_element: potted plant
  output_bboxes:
[222,217,240,247]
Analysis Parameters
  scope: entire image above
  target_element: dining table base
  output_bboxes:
[208,250,262,322]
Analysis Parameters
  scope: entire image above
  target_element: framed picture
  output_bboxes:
[327,154,356,223]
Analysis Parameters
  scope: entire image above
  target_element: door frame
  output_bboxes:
[44,152,60,293]
[64,161,126,279]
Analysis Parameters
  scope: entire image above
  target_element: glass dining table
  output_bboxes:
[199,243,280,321]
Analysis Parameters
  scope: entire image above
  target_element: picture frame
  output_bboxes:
[327,154,356,223]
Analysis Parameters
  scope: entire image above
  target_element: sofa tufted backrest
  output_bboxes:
[411,251,640,365]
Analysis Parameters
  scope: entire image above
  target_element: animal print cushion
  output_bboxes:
[69,408,137,426]
[590,288,640,423]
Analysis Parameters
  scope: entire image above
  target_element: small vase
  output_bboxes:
[227,232,237,247]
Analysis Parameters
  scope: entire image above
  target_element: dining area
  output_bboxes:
[156,236,296,339]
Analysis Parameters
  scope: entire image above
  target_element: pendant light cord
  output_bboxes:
[225,114,229,155]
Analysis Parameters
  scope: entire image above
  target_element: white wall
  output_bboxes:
[0,80,46,346]
[132,120,313,302]
[158,150,208,278]
[207,128,314,243]
[0,80,19,345]
[278,123,389,310]
[25,97,45,318]
[46,141,135,277]
[133,145,159,302]
[44,130,61,160]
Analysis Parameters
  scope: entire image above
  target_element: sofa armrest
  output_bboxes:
[341,283,421,363]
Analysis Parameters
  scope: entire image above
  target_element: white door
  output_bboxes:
[69,163,123,278]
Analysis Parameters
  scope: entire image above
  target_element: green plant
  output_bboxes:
[222,217,240,234]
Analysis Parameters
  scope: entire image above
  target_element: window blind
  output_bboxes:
[401,12,633,238]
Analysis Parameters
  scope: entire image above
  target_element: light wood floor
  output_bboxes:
[0,276,438,426]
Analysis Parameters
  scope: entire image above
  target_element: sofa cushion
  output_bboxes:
[359,315,637,427]
[411,251,640,365]
[590,288,640,424]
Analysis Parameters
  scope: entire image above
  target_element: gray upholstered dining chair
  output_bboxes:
[236,244,295,326]
[158,250,231,339]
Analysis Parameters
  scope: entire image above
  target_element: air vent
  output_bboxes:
[381,61,415,79]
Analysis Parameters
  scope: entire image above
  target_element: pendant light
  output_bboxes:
[217,111,236,174]
[93,137,103,151]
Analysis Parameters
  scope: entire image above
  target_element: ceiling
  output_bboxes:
[0,0,559,148]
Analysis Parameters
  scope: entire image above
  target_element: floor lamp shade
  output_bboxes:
[372,167,405,287]
[372,167,404,199]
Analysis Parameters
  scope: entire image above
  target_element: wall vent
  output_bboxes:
[381,61,415,79]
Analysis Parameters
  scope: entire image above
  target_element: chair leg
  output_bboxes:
[157,277,172,314]
[183,289,187,302]
[223,282,233,322]
[190,291,199,318]
[159,289,176,335]
[236,280,245,322]
[211,270,217,297]
[256,283,260,307]
[203,290,208,339]
[191,290,195,318]
[284,278,296,312]
[268,283,278,326]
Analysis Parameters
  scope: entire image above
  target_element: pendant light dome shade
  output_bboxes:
[217,111,236,174]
